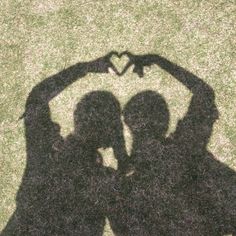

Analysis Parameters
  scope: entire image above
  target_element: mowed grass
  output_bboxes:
[0,0,235,235]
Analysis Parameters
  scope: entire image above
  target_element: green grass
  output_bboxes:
[0,0,235,235]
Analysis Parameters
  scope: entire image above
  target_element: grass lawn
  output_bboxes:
[0,1,235,235]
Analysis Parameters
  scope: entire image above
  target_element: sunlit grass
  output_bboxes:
[0,0,235,234]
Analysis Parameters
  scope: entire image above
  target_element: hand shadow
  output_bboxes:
[108,52,236,236]
[1,52,128,236]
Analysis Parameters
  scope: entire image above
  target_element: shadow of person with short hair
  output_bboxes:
[109,52,236,236]
[1,52,128,236]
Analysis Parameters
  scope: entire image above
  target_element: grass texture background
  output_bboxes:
[0,1,235,235]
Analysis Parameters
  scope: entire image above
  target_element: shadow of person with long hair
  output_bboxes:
[1,52,128,236]
[110,52,236,235]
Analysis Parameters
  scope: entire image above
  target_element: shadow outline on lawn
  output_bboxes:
[1,51,236,236]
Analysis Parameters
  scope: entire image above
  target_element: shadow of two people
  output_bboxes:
[1,51,235,236]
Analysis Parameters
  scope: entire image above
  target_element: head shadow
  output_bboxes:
[73,90,123,149]
[123,90,170,140]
